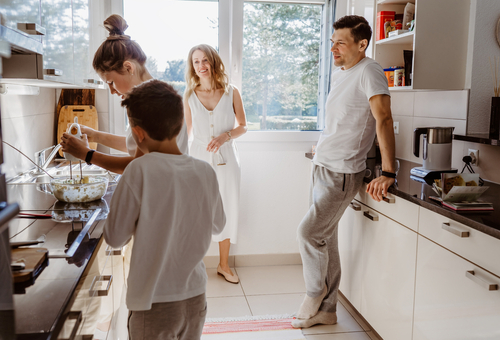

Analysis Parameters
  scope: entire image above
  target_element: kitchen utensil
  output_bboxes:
[17,213,52,219]
[50,176,108,203]
[10,240,44,248]
[63,117,82,162]
[413,127,455,171]
[57,105,98,157]
[11,247,49,283]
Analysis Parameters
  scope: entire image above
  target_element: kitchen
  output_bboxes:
[1,0,500,339]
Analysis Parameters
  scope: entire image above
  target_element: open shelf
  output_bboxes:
[376,31,414,45]
[453,134,500,146]
[377,0,413,4]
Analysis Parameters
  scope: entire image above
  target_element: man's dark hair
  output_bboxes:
[333,15,372,50]
[121,80,183,141]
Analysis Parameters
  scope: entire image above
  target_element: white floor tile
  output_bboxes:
[304,331,371,339]
[236,265,306,295]
[301,303,364,335]
[246,293,305,316]
[206,268,245,298]
[206,296,252,319]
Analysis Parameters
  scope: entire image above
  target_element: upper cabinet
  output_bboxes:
[0,0,104,88]
[374,0,470,90]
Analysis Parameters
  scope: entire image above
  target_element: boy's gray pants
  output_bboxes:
[298,164,365,313]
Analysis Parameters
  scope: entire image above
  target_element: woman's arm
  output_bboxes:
[207,87,247,153]
[184,97,193,139]
[81,126,128,153]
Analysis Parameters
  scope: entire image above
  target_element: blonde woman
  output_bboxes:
[184,44,247,284]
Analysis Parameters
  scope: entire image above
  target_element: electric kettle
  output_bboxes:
[413,127,454,171]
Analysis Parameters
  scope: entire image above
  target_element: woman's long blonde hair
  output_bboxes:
[184,44,229,100]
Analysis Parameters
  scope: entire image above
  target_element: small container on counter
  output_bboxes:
[394,68,405,86]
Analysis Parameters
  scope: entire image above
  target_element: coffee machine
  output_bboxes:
[410,127,457,183]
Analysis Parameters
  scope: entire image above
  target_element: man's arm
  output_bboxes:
[366,94,396,202]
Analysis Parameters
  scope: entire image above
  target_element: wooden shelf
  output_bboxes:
[377,0,414,4]
[376,31,414,45]
[453,134,500,146]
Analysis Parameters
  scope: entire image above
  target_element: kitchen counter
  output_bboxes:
[6,180,117,339]
[305,153,500,240]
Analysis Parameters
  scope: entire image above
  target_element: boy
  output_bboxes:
[104,80,225,339]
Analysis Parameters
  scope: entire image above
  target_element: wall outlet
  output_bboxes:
[393,121,399,135]
[468,149,479,165]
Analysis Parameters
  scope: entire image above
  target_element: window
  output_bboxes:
[242,2,322,131]
[113,0,333,135]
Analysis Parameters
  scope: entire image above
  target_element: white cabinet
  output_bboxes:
[338,200,364,311]
[339,196,417,340]
[374,0,470,90]
[360,206,417,340]
[413,235,500,340]
[0,0,43,43]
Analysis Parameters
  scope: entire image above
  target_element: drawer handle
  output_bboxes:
[466,271,498,291]
[382,196,395,204]
[349,202,361,211]
[89,275,113,297]
[363,210,379,221]
[44,68,63,76]
[106,245,122,256]
[58,311,82,340]
[442,222,469,238]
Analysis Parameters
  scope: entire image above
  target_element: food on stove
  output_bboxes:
[50,176,108,203]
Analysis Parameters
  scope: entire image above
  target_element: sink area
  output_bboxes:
[7,162,118,185]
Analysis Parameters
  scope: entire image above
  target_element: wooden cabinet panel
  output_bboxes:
[414,236,500,340]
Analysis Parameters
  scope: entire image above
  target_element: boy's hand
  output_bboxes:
[80,125,97,143]
[207,134,229,153]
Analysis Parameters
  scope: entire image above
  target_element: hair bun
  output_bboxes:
[103,14,129,37]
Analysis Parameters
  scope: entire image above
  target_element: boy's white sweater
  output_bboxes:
[104,153,225,311]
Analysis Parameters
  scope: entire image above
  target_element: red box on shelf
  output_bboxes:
[376,11,395,41]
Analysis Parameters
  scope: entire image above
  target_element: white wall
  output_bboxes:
[205,132,320,257]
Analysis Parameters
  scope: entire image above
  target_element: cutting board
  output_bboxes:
[11,248,49,283]
[57,105,98,157]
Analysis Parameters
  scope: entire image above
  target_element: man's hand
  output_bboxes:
[366,176,395,201]
[60,133,90,160]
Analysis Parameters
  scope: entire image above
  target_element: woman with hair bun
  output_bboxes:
[184,44,247,284]
[60,14,189,172]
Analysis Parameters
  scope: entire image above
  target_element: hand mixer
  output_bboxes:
[64,117,85,182]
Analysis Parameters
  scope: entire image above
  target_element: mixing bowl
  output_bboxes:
[49,176,108,203]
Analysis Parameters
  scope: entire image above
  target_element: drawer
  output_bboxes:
[414,236,500,340]
[419,208,500,277]
[357,184,419,232]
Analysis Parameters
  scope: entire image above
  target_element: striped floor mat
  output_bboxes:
[201,315,305,339]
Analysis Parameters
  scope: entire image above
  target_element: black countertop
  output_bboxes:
[305,153,500,240]
[6,182,116,339]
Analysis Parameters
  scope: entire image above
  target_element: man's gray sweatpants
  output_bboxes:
[298,164,365,313]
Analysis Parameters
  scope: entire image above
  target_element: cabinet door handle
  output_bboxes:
[382,196,395,204]
[363,210,379,221]
[466,270,498,291]
[44,69,63,76]
[17,23,46,35]
[89,275,113,297]
[106,245,122,256]
[349,202,361,211]
[57,311,82,340]
[442,222,469,238]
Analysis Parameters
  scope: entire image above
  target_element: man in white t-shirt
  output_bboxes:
[293,15,396,329]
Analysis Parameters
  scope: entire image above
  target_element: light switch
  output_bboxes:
[393,121,399,135]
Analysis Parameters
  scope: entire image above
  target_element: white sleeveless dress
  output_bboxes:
[188,85,240,244]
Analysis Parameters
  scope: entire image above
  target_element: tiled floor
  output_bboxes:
[206,265,381,340]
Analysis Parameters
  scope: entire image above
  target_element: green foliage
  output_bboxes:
[163,59,186,83]
[242,3,321,130]
[263,115,318,131]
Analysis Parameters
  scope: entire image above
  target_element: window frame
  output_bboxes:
[109,0,335,144]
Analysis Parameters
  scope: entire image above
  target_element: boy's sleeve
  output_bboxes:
[104,176,140,248]
[210,169,226,236]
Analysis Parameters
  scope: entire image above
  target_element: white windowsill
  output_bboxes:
[237,130,322,142]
